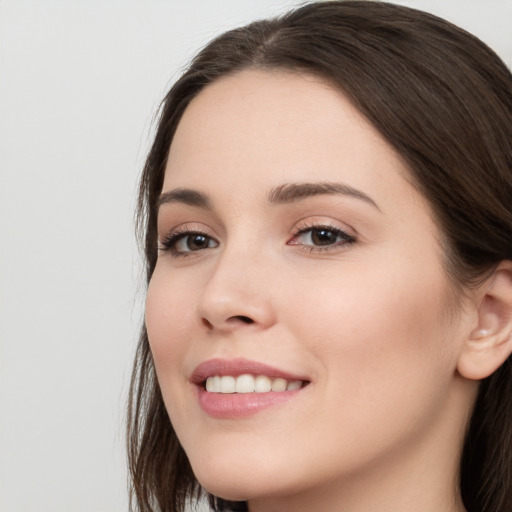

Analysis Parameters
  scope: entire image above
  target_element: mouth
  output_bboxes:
[191,358,310,418]
[204,374,307,393]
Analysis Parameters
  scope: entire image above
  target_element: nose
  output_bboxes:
[196,247,277,332]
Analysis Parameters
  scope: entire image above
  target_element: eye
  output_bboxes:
[288,224,356,250]
[159,229,219,256]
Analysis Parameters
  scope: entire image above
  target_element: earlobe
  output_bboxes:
[457,262,512,381]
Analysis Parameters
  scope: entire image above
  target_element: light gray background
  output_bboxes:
[1,1,511,511]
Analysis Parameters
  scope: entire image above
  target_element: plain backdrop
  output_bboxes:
[0,1,511,511]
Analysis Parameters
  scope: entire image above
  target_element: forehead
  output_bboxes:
[163,69,419,212]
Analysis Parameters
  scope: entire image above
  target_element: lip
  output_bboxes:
[191,357,309,384]
[191,358,310,419]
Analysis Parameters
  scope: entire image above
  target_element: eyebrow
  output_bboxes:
[157,181,380,211]
[268,182,380,210]
[157,188,211,210]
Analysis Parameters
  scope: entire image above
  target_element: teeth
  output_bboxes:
[235,374,255,393]
[286,380,302,391]
[255,375,272,393]
[219,375,236,393]
[271,378,287,392]
[206,375,220,392]
[205,374,303,394]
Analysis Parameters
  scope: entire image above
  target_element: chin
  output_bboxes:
[194,470,261,502]
[190,454,294,503]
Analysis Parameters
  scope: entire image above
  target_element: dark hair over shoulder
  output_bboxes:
[128,2,512,511]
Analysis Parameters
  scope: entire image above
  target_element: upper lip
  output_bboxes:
[190,358,309,385]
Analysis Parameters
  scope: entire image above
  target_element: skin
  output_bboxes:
[145,70,480,512]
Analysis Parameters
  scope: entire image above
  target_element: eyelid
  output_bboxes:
[292,217,356,238]
[287,220,357,252]
[158,223,219,257]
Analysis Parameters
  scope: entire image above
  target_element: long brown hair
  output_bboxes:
[127,2,512,511]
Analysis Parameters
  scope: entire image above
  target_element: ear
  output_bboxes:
[457,261,512,380]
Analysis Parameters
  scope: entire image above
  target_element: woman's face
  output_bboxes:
[146,70,474,508]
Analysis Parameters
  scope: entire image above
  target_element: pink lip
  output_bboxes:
[191,358,310,419]
[191,357,308,384]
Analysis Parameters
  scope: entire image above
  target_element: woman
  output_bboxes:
[127,2,512,511]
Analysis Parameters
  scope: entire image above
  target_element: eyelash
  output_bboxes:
[158,223,356,258]
[158,225,215,258]
[288,223,356,253]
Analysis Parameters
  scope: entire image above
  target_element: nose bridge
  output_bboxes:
[196,235,276,330]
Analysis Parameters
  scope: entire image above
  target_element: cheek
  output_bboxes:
[145,267,204,431]
[274,261,460,473]
[145,267,197,373]
[289,257,457,405]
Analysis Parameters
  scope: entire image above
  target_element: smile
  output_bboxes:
[205,374,304,393]
[192,358,310,418]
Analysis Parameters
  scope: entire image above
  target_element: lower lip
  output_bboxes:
[197,386,303,418]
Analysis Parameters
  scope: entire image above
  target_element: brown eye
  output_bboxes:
[310,228,339,246]
[288,225,357,251]
[160,230,219,256]
[186,234,211,251]
[175,233,218,253]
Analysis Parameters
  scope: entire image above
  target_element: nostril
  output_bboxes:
[201,315,254,328]
[234,315,254,324]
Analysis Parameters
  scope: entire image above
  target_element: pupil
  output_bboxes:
[188,234,208,250]
[312,229,336,245]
